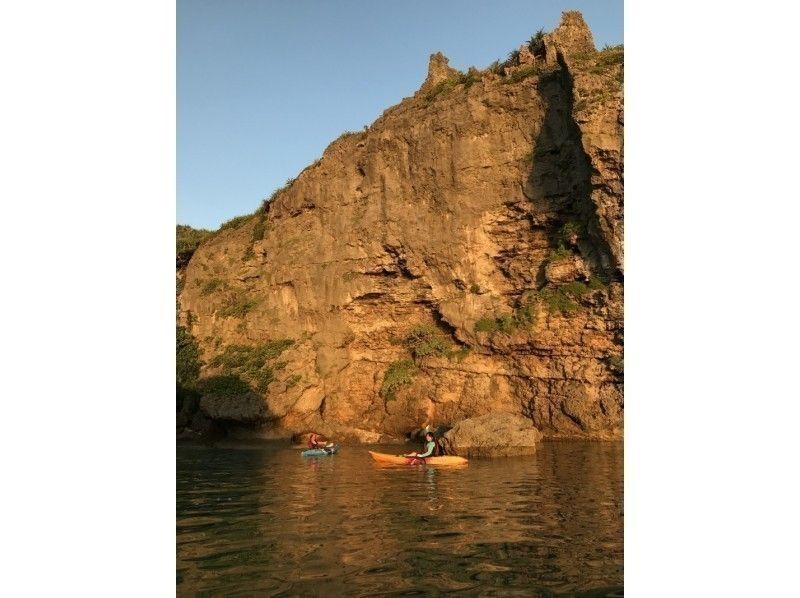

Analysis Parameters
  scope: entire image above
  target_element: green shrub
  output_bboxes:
[496,313,516,333]
[469,283,481,294]
[335,130,365,143]
[547,246,573,263]
[474,295,538,335]
[536,281,606,315]
[513,301,536,328]
[251,217,267,243]
[210,340,294,393]
[425,70,482,103]
[458,69,481,88]
[218,214,251,232]
[561,281,590,299]
[403,325,450,359]
[597,44,624,66]
[176,225,212,262]
[199,374,251,397]
[425,79,458,102]
[211,340,293,370]
[527,29,545,56]
[538,286,579,314]
[219,293,259,318]
[587,276,607,290]
[560,221,582,243]
[446,347,471,362]
[200,277,225,296]
[505,65,540,84]
[380,359,417,400]
[577,45,623,78]
[474,317,499,333]
[176,326,202,388]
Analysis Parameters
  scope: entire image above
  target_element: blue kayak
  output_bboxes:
[301,446,337,457]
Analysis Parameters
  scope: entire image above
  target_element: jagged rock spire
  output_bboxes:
[544,10,596,62]
[420,52,459,91]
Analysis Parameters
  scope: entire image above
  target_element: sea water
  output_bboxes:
[177,441,623,596]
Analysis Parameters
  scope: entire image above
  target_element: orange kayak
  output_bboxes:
[368,451,468,466]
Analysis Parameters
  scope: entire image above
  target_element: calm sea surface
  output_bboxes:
[177,442,623,596]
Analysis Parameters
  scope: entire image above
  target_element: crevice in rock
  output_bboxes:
[559,399,587,431]
[383,244,421,279]
[353,292,387,302]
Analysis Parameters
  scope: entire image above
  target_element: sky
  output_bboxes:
[178,0,623,230]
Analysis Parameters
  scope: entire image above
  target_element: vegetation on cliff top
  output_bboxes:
[527,29,545,57]
[425,70,481,103]
[572,44,624,113]
[177,225,212,265]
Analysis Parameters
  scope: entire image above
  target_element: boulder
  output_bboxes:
[442,412,543,457]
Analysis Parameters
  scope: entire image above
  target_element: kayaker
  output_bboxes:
[308,432,333,449]
[404,431,437,462]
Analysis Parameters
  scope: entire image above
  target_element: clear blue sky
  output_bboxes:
[178,0,623,230]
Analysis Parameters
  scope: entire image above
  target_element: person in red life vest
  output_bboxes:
[308,432,334,450]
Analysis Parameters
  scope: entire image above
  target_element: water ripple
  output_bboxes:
[177,442,623,595]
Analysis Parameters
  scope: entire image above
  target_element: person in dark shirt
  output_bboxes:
[404,432,437,462]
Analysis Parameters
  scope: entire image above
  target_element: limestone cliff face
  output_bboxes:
[178,12,624,441]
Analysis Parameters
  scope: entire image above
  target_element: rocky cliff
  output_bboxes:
[177,11,624,442]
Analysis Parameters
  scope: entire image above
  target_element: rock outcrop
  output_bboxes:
[177,11,624,442]
[442,413,543,457]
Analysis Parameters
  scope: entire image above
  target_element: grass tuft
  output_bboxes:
[504,65,540,84]
[403,325,450,359]
[200,278,226,296]
[199,374,252,398]
[219,292,259,318]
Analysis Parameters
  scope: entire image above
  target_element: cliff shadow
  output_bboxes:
[525,57,616,281]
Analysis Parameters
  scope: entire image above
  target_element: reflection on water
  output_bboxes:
[177,442,623,596]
